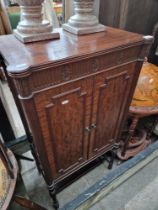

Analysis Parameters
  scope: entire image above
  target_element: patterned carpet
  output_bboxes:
[0,159,10,209]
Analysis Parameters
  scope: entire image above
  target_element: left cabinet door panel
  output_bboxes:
[32,78,93,179]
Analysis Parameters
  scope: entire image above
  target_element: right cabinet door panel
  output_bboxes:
[89,63,137,157]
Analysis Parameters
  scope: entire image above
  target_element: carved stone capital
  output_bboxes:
[63,0,106,35]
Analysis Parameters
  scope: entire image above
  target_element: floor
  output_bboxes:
[9,147,158,210]
[91,156,158,210]
[9,151,119,210]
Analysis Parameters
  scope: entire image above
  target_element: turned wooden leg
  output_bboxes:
[108,143,120,170]
[154,115,158,133]
[27,134,42,174]
[48,182,59,209]
[147,115,158,139]
[0,138,14,179]
[122,115,139,157]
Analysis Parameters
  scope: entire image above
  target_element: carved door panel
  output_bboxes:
[33,78,93,179]
[89,63,136,157]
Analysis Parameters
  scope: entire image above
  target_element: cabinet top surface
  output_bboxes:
[0,27,144,73]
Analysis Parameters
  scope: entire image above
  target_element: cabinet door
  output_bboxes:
[89,63,136,157]
[33,78,92,179]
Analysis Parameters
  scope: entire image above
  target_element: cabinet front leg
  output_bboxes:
[108,143,120,170]
[48,182,59,209]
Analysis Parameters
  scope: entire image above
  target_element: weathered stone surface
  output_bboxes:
[63,0,106,35]
[14,0,60,43]
[14,29,60,43]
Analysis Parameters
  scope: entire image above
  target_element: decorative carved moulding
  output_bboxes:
[63,0,106,35]
[14,0,60,43]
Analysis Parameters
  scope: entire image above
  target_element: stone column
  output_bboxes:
[14,0,60,43]
[63,0,106,35]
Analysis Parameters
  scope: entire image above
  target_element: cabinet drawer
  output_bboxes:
[16,45,142,98]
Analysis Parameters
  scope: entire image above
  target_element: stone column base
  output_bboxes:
[14,30,60,43]
[63,23,106,35]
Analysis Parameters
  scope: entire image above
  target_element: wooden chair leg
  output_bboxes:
[108,143,120,170]
[121,115,139,156]
[48,184,59,210]
[108,149,116,170]
[14,196,48,210]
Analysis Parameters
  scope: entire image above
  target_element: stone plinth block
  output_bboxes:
[14,0,60,43]
[63,0,106,35]
[14,29,60,43]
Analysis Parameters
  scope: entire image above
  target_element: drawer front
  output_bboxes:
[16,45,142,98]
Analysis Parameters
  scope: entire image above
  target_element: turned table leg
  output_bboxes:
[108,143,120,169]
[48,182,59,209]
[147,115,158,139]
[121,115,139,157]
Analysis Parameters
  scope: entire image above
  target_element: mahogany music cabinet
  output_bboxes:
[0,27,152,209]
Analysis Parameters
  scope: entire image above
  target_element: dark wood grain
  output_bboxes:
[99,0,122,28]
[124,0,158,34]
[0,27,144,74]
[14,196,48,210]
[89,63,135,157]
[33,80,92,179]
[99,0,158,35]
[0,27,152,208]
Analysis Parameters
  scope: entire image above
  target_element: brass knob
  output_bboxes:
[91,123,97,129]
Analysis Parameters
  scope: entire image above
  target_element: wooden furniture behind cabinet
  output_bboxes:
[0,27,153,209]
[120,62,158,159]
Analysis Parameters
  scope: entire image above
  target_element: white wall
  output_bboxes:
[65,0,100,22]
